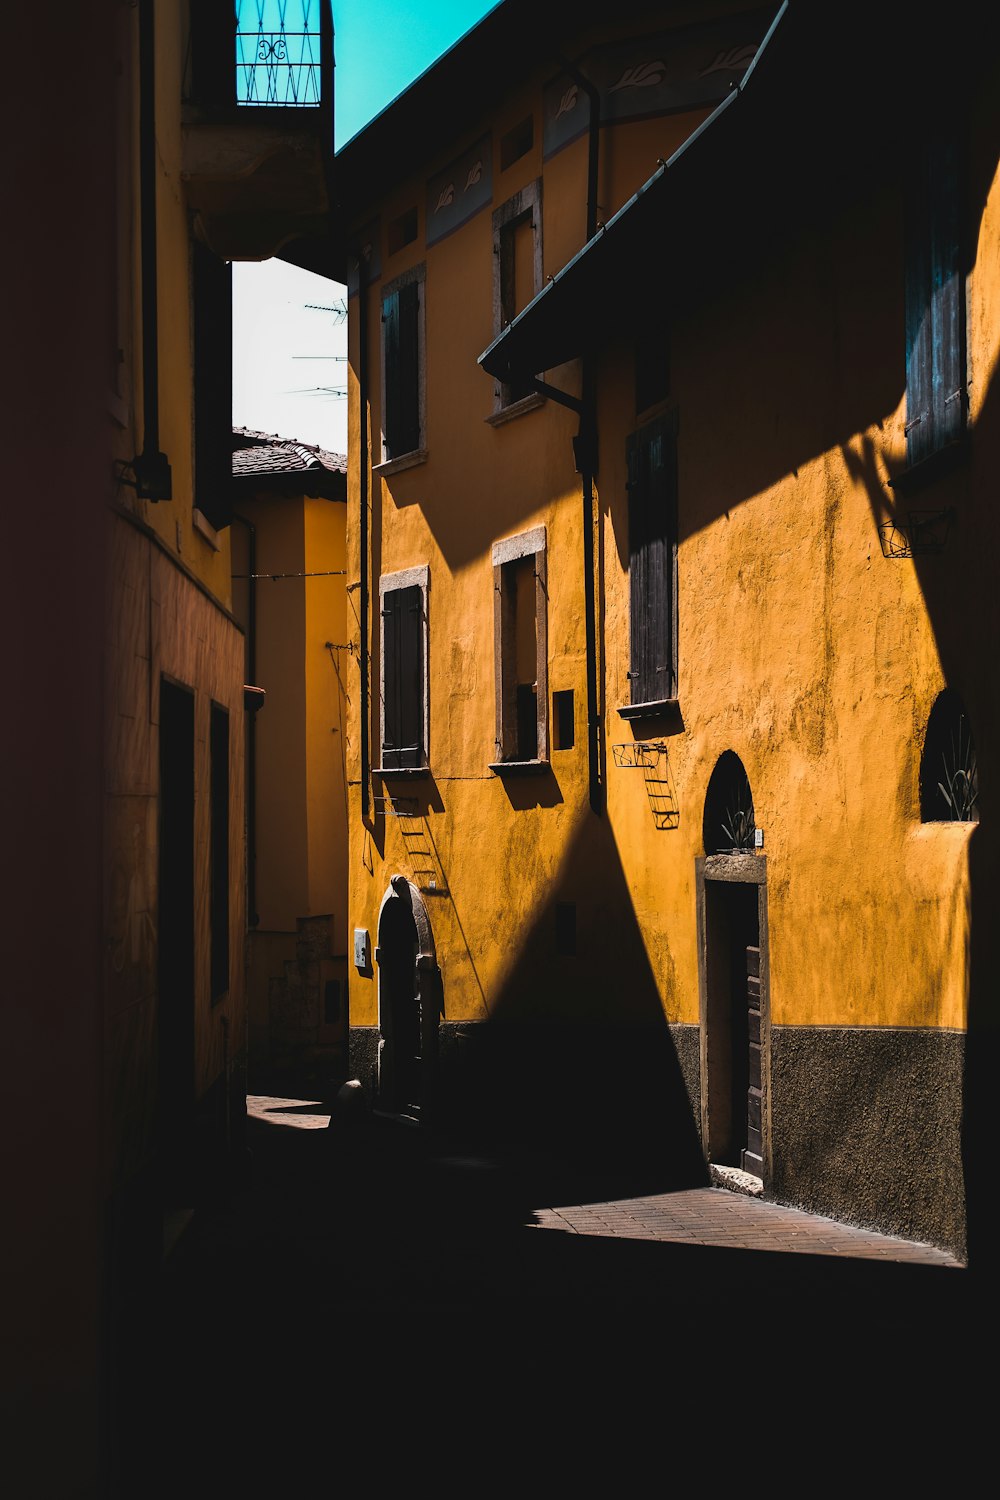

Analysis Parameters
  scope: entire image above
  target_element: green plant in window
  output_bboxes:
[721,796,756,853]
[938,718,979,822]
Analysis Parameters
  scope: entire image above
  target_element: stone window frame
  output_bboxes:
[487,179,545,423]
[376,564,430,777]
[375,262,427,476]
[489,525,548,773]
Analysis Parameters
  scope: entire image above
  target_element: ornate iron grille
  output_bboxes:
[236,0,322,107]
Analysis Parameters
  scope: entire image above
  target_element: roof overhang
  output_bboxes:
[478,2,791,383]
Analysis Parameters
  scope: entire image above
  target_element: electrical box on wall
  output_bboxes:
[353,928,370,971]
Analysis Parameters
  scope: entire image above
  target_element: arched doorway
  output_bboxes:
[376,876,440,1121]
[696,753,769,1185]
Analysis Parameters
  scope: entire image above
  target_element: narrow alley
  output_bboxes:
[109,1094,974,1490]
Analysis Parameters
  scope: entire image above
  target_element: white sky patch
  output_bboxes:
[232,258,348,453]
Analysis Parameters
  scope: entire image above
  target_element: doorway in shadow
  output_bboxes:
[158,678,195,1204]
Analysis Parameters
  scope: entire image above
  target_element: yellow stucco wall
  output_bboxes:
[103,2,249,1188]
[232,496,348,936]
[304,499,350,947]
[344,13,988,1046]
[232,491,348,1070]
[110,1,234,606]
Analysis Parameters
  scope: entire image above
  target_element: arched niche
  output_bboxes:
[375,876,440,1118]
[703,751,756,855]
[920,690,979,823]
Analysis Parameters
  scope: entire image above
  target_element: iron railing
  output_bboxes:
[236,0,324,107]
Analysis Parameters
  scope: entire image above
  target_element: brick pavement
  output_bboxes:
[531,1188,962,1266]
[247,1094,963,1268]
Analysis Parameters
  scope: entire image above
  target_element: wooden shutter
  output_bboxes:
[905,129,964,466]
[382,585,423,768]
[628,419,677,705]
[193,242,233,529]
[383,281,420,459]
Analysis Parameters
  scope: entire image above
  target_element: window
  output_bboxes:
[624,413,678,711]
[904,125,966,471]
[491,527,547,767]
[209,702,230,1000]
[920,689,979,822]
[703,752,756,855]
[380,264,426,469]
[379,567,429,770]
[553,689,575,750]
[491,181,543,413]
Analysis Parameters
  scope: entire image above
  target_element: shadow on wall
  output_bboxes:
[435,806,707,1193]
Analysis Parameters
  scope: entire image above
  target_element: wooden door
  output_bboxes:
[742,945,764,1177]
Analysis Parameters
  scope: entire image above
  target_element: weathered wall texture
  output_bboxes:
[342,5,998,1254]
[232,496,348,1077]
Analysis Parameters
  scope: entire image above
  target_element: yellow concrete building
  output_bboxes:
[7,2,334,1484]
[230,430,348,1086]
[339,0,998,1259]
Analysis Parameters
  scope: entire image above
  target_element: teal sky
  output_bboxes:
[235,1,500,449]
[333,0,499,148]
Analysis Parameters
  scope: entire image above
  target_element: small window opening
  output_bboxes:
[387,206,418,256]
[920,690,979,822]
[555,902,576,955]
[553,690,575,750]
[703,751,756,855]
[500,116,533,172]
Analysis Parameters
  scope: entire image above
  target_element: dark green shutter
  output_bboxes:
[628,419,677,705]
[905,128,964,467]
[382,585,423,768]
[383,281,420,459]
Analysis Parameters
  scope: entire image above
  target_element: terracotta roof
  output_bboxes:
[232,427,346,480]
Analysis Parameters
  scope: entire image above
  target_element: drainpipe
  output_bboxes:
[134,0,171,501]
[234,512,259,928]
[559,57,602,813]
[579,384,600,816]
[358,255,370,819]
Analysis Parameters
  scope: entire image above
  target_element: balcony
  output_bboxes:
[182,0,334,263]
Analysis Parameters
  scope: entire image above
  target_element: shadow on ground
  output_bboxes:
[109,1107,980,1490]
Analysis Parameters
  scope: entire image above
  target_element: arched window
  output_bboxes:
[920,690,979,823]
[703,751,756,855]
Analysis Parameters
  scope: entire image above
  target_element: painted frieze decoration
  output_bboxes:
[543,9,772,159]
[426,134,493,246]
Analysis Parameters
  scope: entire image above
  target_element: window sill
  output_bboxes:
[489,758,549,776]
[373,764,430,779]
[485,392,546,427]
[888,436,969,497]
[617,699,678,721]
[373,449,428,479]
